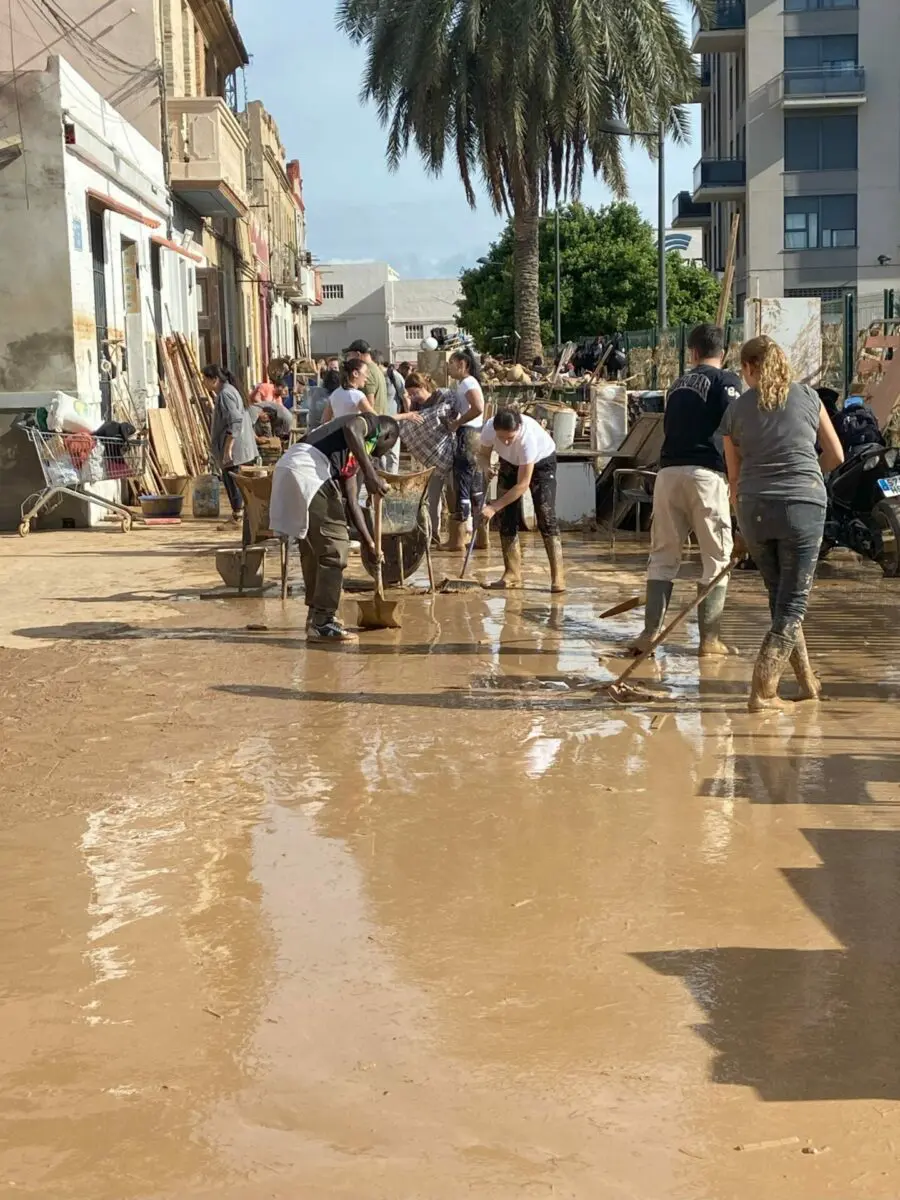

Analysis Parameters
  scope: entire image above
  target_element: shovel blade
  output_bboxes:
[357,598,402,630]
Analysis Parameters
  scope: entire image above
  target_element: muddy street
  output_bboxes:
[2,526,900,1198]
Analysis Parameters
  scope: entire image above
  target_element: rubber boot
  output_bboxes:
[697,580,732,658]
[627,579,673,656]
[748,630,794,712]
[475,522,490,550]
[488,535,524,590]
[446,518,467,551]
[789,627,821,701]
[542,535,566,593]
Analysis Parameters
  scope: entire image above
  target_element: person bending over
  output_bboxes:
[478,408,565,594]
[270,412,398,641]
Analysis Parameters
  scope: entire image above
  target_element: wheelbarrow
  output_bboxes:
[359,467,436,592]
[230,467,292,596]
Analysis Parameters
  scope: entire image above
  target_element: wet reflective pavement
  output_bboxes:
[2,528,900,1197]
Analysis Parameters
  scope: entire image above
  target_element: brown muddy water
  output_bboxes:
[1,527,900,1198]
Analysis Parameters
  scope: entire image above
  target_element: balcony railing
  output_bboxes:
[780,65,866,104]
[672,191,712,226]
[693,157,746,194]
[167,97,249,220]
[692,0,746,46]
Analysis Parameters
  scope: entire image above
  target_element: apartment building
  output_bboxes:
[672,0,900,315]
[311,263,463,362]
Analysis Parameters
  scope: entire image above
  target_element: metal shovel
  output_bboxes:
[357,493,402,629]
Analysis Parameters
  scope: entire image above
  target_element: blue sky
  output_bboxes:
[238,0,700,279]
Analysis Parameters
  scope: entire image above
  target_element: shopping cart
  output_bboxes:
[18,427,148,536]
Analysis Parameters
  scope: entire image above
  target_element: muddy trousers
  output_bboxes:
[497,454,560,537]
[738,497,824,635]
[299,481,350,626]
[451,427,484,521]
[647,465,732,585]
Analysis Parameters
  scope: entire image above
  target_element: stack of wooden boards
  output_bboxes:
[150,334,213,481]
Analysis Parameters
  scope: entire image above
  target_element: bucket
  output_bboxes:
[192,474,221,518]
[552,407,577,452]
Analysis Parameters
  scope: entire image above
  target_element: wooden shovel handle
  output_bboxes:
[611,559,736,688]
[373,492,385,600]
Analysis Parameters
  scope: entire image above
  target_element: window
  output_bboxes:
[785,35,858,70]
[786,286,850,301]
[322,283,344,300]
[784,194,857,250]
[405,324,424,341]
[785,113,857,171]
[784,0,857,10]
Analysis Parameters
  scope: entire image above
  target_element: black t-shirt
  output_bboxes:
[303,411,378,481]
[659,363,743,473]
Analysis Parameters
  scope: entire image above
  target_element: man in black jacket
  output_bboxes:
[629,323,742,657]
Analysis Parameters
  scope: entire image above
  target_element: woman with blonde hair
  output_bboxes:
[721,336,844,710]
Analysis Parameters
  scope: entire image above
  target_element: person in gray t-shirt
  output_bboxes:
[720,336,844,712]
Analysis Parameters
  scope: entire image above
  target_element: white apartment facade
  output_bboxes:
[312,262,463,362]
[672,0,900,315]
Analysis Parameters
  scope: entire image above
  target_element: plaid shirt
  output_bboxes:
[399,393,455,472]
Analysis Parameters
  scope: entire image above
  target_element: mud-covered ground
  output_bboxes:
[2,522,900,1198]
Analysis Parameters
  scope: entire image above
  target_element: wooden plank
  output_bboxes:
[149,409,187,477]
[716,213,741,327]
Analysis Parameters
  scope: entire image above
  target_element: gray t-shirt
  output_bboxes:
[720,381,825,507]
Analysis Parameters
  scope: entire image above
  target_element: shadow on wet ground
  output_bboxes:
[636,827,900,1101]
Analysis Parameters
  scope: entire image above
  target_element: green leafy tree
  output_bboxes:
[459,202,722,350]
[337,1,699,363]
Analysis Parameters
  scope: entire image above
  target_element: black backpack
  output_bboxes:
[835,403,884,455]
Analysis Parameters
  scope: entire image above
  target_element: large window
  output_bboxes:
[785,113,857,171]
[785,35,858,69]
[784,194,857,250]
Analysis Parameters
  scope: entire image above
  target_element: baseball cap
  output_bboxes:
[346,339,371,355]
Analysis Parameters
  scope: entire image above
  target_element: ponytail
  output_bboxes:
[740,336,791,411]
[450,347,482,385]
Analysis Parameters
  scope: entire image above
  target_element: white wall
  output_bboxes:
[59,57,172,424]
[388,277,462,360]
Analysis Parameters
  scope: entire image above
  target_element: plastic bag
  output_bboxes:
[81,442,105,484]
[47,392,94,434]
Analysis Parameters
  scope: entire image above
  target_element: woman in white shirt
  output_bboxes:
[322,357,373,423]
[478,409,565,593]
[446,348,486,547]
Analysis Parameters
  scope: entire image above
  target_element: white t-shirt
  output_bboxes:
[328,386,367,418]
[454,376,484,428]
[480,414,556,466]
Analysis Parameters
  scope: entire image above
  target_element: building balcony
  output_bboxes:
[167,97,249,220]
[672,191,712,228]
[693,157,746,201]
[691,0,746,54]
[779,65,866,108]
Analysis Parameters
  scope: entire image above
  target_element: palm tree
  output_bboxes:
[337,0,699,364]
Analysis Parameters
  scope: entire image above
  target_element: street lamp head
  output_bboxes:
[597,117,634,137]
